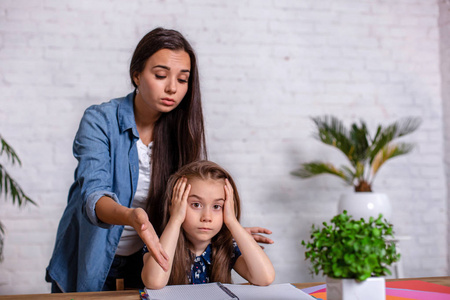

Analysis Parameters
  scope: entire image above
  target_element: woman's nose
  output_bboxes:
[165,78,177,94]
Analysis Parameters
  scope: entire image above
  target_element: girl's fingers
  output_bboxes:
[171,177,187,207]
[182,183,191,201]
[177,177,187,200]
[224,179,233,201]
[225,178,233,193]
[170,178,190,221]
[223,179,236,222]
[172,177,183,199]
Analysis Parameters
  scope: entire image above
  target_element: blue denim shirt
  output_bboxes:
[46,92,140,292]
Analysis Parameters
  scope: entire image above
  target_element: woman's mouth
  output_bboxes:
[161,98,175,106]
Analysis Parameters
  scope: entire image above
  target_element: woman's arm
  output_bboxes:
[96,196,169,272]
[223,180,275,286]
[74,103,170,271]
[141,178,190,289]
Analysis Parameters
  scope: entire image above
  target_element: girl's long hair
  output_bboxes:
[129,28,207,235]
[162,161,241,285]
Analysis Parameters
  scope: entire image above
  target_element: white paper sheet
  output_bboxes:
[144,283,315,300]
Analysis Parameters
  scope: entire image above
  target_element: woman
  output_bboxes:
[45,28,272,293]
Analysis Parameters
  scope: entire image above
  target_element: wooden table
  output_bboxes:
[0,276,448,299]
[292,276,450,289]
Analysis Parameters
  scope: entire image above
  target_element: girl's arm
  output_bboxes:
[141,178,191,289]
[223,180,275,286]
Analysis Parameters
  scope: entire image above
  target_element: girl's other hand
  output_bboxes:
[223,178,237,225]
[244,227,274,248]
[170,177,190,224]
[132,207,170,271]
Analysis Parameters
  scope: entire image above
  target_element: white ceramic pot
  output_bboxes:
[326,277,386,300]
[338,192,392,222]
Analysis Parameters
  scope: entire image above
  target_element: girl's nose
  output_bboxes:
[201,210,212,222]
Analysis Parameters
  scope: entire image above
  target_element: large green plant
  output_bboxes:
[291,116,421,192]
[0,135,36,261]
[301,211,400,281]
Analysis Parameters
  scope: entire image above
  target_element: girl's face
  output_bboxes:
[133,48,190,117]
[182,177,225,255]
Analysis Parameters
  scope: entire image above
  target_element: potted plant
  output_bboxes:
[302,211,400,300]
[291,115,421,221]
[0,135,36,261]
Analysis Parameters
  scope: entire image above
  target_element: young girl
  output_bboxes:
[142,160,275,289]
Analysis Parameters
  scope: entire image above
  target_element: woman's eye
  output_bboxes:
[155,74,166,79]
[178,78,188,83]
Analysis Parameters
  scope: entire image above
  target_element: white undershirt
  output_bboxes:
[115,139,152,256]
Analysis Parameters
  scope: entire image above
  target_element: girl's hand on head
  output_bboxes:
[223,178,237,225]
[170,177,190,225]
[131,207,170,271]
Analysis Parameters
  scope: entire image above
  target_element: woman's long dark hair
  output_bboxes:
[161,161,241,285]
[130,28,207,235]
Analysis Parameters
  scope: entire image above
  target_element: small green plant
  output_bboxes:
[0,135,36,261]
[301,211,400,281]
[291,116,421,192]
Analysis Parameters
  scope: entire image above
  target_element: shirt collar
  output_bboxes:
[195,244,212,265]
[118,92,139,138]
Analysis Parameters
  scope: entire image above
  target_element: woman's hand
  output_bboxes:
[131,207,170,272]
[169,177,190,225]
[95,196,170,271]
[222,179,273,245]
[244,227,274,247]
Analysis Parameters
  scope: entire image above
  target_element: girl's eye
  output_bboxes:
[178,78,188,84]
[213,204,222,210]
[155,74,166,79]
[191,203,201,208]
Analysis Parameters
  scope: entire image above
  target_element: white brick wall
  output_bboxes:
[439,0,450,272]
[0,0,448,295]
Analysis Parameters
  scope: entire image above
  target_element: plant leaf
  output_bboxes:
[0,135,22,166]
[311,116,359,166]
[371,143,415,177]
[291,161,353,185]
[0,164,37,207]
[368,117,421,165]
[301,211,400,279]
[349,120,370,163]
[293,116,420,192]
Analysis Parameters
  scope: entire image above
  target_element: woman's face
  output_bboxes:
[133,48,191,117]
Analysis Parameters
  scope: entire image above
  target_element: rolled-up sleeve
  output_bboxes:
[73,106,118,228]
[85,191,119,228]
